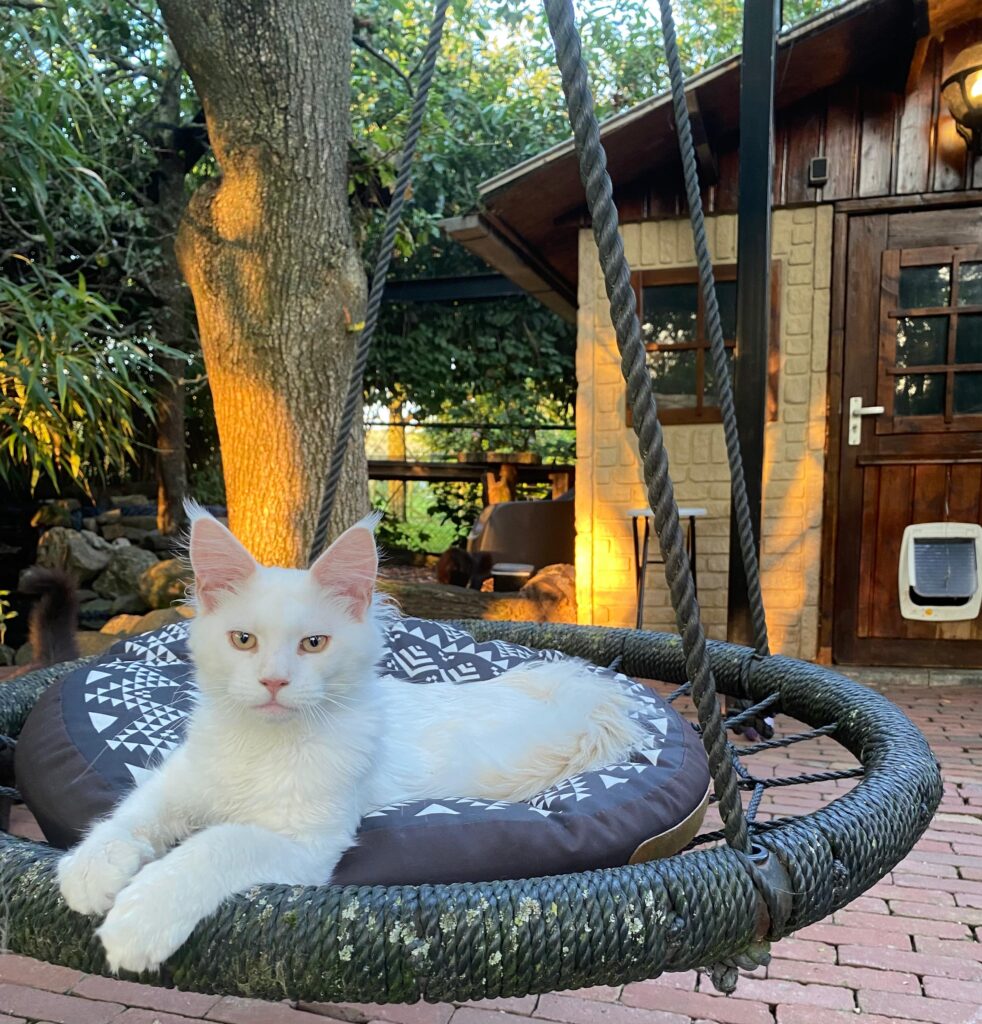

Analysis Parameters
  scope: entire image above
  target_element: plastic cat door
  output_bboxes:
[898,523,982,622]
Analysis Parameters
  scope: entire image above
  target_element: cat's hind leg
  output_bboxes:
[478,661,646,801]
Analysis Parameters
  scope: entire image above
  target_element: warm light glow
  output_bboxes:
[969,70,982,104]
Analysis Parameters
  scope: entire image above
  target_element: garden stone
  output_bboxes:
[111,538,131,547]
[97,508,122,525]
[118,515,158,531]
[93,547,158,599]
[109,494,148,509]
[102,524,151,542]
[132,606,194,632]
[82,517,98,532]
[78,598,113,627]
[31,504,72,530]
[101,614,144,636]
[36,527,112,583]
[109,592,149,615]
[81,529,112,551]
[0,645,14,667]
[138,558,191,609]
[75,589,97,604]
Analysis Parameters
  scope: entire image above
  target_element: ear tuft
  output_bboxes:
[309,514,380,621]
[187,503,257,612]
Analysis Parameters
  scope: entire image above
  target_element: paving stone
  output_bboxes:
[0,955,82,993]
[0,983,123,1024]
[621,984,773,1024]
[857,989,981,1024]
[533,993,686,1024]
[72,976,220,1017]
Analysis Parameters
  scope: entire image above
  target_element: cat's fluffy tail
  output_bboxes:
[21,567,79,666]
[487,661,647,801]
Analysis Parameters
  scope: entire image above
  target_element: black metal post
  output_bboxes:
[727,0,779,647]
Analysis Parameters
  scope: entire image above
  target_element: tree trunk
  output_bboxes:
[153,42,191,537]
[158,0,368,566]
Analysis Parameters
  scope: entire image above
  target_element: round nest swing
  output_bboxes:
[0,0,942,1007]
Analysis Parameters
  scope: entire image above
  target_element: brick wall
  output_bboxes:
[575,208,833,659]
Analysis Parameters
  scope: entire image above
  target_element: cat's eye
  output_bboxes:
[300,635,330,653]
[229,631,257,651]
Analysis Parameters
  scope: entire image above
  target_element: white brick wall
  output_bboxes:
[575,208,833,659]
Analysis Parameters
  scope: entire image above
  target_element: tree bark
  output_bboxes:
[158,0,369,566]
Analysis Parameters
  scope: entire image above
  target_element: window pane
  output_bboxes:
[898,265,950,309]
[716,280,737,339]
[958,261,982,306]
[894,374,945,416]
[954,373,982,415]
[641,284,697,344]
[646,348,697,409]
[704,348,735,405]
[956,315,982,364]
[895,317,948,367]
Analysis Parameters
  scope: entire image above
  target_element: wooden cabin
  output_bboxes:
[445,0,982,668]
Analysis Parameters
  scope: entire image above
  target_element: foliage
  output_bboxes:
[354,0,839,440]
[0,270,168,491]
[0,0,196,494]
[0,589,16,648]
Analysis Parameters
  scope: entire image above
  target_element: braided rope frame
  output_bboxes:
[0,627,941,1003]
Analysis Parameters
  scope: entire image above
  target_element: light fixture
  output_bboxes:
[941,42,982,152]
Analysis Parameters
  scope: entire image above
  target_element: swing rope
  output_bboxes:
[541,0,750,855]
[309,0,451,562]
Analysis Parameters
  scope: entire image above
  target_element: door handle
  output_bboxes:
[847,396,885,446]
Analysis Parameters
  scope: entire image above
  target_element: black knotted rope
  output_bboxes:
[655,0,770,658]
[542,0,748,854]
[309,0,451,561]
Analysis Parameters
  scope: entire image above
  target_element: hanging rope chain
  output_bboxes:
[543,0,749,853]
[656,0,770,656]
[309,0,451,562]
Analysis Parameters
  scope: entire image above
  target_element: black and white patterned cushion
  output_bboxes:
[16,619,710,885]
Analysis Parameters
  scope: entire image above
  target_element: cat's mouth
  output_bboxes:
[254,700,294,716]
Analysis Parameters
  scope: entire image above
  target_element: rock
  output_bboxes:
[31,504,72,529]
[82,517,98,533]
[81,529,112,551]
[138,558,191,609]
[130,606,194,633]
[146,532,180,554]
[75,589,98,604]
[92,547,159,599]
[110,494,148,509]
[101,614,145,636]
[97,508,122,525]
[109,592,149,615]
[0,645,15,667]
[118,515,158,531]
[519,563,576,623]
[78,598,114,627]
[102,524,152,542]
[111,538,131,548]
[36,527,112,583]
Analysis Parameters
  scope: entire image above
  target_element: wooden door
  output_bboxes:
[833,208,982,667]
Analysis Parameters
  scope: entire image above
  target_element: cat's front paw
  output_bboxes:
[58,830,155,916]
[97,861,198,973]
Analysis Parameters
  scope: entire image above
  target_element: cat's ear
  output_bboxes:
[309,513,380,621]
[186,502,257,612]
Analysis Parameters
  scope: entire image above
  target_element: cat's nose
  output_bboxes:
[260,678,289,696]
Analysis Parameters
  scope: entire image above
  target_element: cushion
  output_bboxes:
[15,618,710,885]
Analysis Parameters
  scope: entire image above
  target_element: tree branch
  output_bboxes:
[353,35,414,96]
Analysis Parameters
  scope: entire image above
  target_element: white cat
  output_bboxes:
[57,505,644,974]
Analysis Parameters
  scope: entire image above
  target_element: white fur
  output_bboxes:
[57,507,645,973]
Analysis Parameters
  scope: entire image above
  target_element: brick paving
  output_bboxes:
[3,680,981,1024]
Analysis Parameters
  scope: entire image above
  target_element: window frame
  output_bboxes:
[877,244,982,433]
[627,263,781,427]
